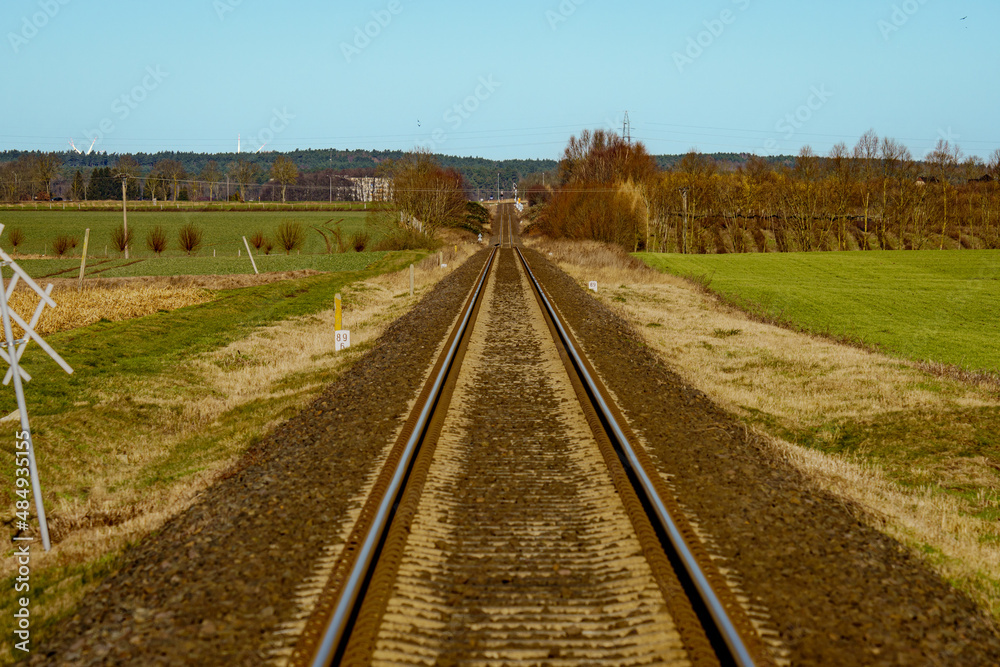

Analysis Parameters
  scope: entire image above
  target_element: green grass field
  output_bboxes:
[636,250,1000,372]
[0,209,378,258]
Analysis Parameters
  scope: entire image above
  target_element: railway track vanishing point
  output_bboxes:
[290,204,771,666]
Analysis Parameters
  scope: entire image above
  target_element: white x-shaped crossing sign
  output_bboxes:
[0,224,73,551]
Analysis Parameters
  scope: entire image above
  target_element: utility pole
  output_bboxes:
[329,174,332,204]
[623,110,631,145]
[120,176,129,259]
[497,172,500,202]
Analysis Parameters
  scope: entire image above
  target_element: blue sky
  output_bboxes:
[2,0,997,161]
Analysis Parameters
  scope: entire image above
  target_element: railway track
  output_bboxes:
[289,205,772,666]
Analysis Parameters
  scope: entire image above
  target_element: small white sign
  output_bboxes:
[335,330,351,351]
[588,281,598,293]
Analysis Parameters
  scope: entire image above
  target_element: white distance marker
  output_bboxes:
[335,330,351,351]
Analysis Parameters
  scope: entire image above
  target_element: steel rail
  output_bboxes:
[309,245,499,667]
[514,245,756,667]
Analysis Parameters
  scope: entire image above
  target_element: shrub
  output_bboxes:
[373,228,437,251]
[53,234,76,257]
[7,227,25,255]
[332,227,346,253]
[275,220,304,255]
[249,230,266,250]
[311,219,345,254]
[464,201,491,228]
[109,225,131,255]
[145,226,168,256]
[263,239,274,255]
[178,223,204,255]
[350,231,370,252]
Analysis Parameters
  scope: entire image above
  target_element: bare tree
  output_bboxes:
[989,148,1000,180]
[926,139,963,249]
[199,160,222,201]
[153,159,186,201]
[827,142,855,249]
[31,152,62,199]
[229,160,259,202]
[390,150,467,234]
[270,156,298,203]
[785,146,822,250]
[853,129,879,249]
[877,137,908,248]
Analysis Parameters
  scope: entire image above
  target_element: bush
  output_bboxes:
[249,230,266,250]
[275,220,304,255]
[109,225,131,255]
[178,223,204,255]
[311,220,346,254]
[373,228,437,251]
[145,226,168,256]
[350,231,370,252]
[6,227,25,255]
[53,234,77,257]
[263,239,274,255]
[464,201,491,228]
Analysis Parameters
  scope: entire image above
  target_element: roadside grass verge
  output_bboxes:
[635,250,1000,374]
[535,238,1000,620]
[0,243,483,665]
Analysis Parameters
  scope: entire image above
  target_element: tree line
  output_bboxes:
[532,129,1000,252]
[0,148,557,202]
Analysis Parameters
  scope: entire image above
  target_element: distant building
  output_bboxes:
[347,176,392,202]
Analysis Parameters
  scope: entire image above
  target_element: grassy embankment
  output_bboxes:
[540,240,1000,618]
[0,242,475,664]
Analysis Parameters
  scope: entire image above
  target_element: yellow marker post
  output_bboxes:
[334,293,342,331]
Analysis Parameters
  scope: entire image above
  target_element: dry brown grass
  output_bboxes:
[3,284,212,338]
[44,270,327,291]
[528,236,1000,617]
[1,270,344,340]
